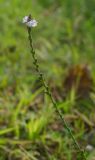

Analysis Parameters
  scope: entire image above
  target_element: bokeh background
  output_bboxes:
[0,0,95,159]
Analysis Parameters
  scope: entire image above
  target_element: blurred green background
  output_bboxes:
[0,0,95,159]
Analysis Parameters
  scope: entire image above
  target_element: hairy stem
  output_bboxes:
[27,27,86,160]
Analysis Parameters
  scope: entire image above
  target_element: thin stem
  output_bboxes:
[27,27,87,160]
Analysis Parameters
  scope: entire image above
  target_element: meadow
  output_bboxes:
[0,0,95,159]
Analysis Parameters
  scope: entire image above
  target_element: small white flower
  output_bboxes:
[26,19,38,27]
[22,15,38,28]
[22,16,29,23]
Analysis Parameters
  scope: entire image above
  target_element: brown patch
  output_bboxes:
[63,64,93,99]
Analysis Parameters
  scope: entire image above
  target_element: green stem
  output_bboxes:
[27,27,86,160]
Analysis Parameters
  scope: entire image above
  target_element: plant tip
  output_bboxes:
[22,15,38,28]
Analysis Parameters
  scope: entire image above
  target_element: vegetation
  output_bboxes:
[0,0,95,159]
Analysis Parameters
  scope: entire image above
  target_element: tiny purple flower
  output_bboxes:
[22,15,38,28]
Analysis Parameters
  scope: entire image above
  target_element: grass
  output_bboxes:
[0,0,95,159]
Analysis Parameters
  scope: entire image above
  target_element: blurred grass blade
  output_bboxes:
[0,128,14,136]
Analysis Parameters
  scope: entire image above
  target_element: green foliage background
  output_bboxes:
[0,0,95,159]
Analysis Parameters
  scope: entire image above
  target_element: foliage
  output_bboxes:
[0,0,95,159]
